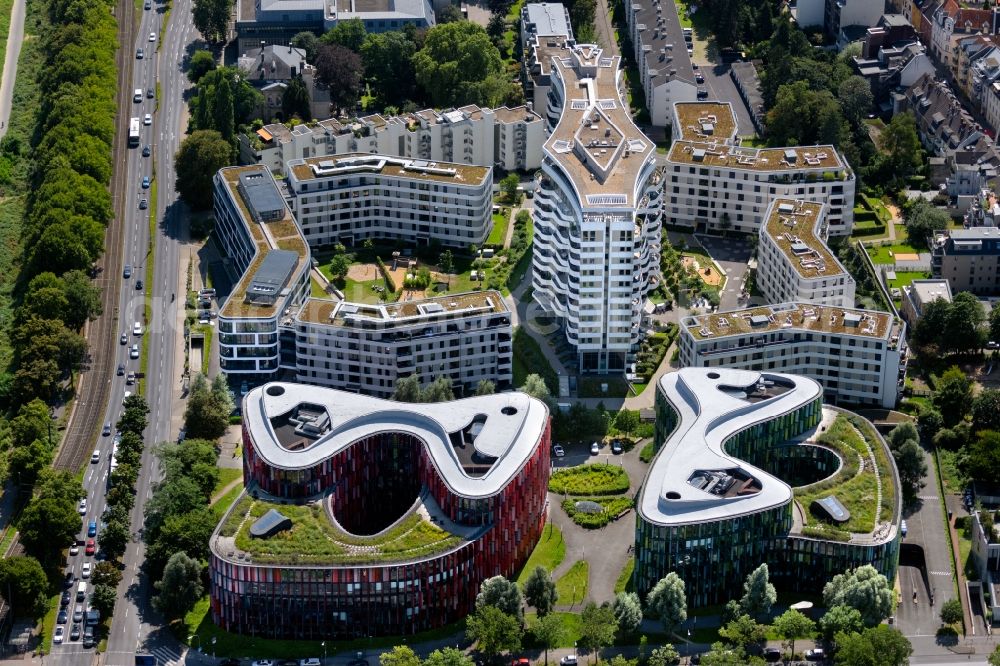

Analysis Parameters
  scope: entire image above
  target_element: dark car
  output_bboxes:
[697,87,709,99]
[278,660,300,666]
[146,88,154,99]
[117,363,125,376]
[120,332,128,345]
[690,655,701,665]
[136,279,144,290]
[64,571,75,588]
[141,176,150,189]
[611,440,623,454]
[60,590,71,606]
[70,624,81,641]
[763,647,781,662]
[57,610,68,625]
[123,264,132,279]
[139,198,148,210]
[142,144,151,157]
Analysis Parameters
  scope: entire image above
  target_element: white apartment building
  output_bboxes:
[621,0,698,127]
[532,43,663,373]
[293,291,513,398]
[240,105,545,175]
[797,0,884,42]
[679,302,908,408]
[758,199,856,307]
[285,154,493,249]
[215,166,312,375]
[664,102,857,235]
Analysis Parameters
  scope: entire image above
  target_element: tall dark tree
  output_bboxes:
[321,17,367,52]
[413,21,506,108]
[943,292,986,353]
[315,44,364,113]
[174,130,233,210]
[361,31,417,106]
[290,31,320,61]
[192,0,231,43]
[281,76,312,121]
[187,50,217,83]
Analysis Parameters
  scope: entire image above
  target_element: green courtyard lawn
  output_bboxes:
[887,271,931,291]
[554,560,588,606]
[549,463,630,496]
[866,243,922,264]
[516,523,567,584]
[487,211,510,247]
[340,275,395,304]
[614,556,634,594]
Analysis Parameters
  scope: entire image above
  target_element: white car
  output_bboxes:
[91,449,100,464]
[143,113,152,125]
[300,659,321,666]
[560,657,578,666]
[123,391,132,405]
[81,563,91,578]
[552,444,565,458]
[148,31,156,41]
[804,648,826,661]
[130,344,139,359]
[53,626,64,644]
[78,499,87,515]
[69,542,80,556]
[133,321,143,335]
[590,441,600,455]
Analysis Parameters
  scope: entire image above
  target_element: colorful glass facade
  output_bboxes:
[211,416,551,638]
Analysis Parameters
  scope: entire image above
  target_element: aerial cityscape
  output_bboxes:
[1,0,1000,664]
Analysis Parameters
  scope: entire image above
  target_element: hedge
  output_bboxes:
[375,256,398,292]
[560,496,634,529]
[548,463,630,496]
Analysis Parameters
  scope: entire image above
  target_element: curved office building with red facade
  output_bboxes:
[209,383,551,639]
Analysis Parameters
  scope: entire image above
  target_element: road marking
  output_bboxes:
[918,495,939,501]
[929,571,952,576]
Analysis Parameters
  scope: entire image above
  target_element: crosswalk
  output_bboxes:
[105,644,185,666]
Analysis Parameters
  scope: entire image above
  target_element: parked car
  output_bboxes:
[57,610,67,625]
[53,626,64,644]
[300,660,322,666]
[560,656,579,666]
[60,590,71,607]
[63,571,75,588]
[763,647,781,662]
[552,444,565,458]
[252,661,276,666]
[901,520,908,537]
[695,73,704,84]
[590,441,600,455]
[805,648,826,661]
[611,440,623,454]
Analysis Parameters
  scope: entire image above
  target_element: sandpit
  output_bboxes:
[681,255,723,287]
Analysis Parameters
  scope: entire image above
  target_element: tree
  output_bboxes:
[315,44,364,113]
[834,626,912,666]
[718,613,766,651]
[476,575,523,620]
[894,438,928,503]
[8,440,54,488]
[533,613,564,665]
[882,111,923,180]
[11,399,54,447]
[192,67,263,130]
[281,76,311,121]
[903,198,950,249]
[425,648,474,666]
[578,602,618,661]
[291,31,320,61]
[772,609,815,659]
[174,130,232,210]
[321,17,367,52]
[918,406,944,439]
[192,0,230,43]
[439,249,455,277]
[144,475,206,538]
[392,374,423,402]
[475,380,496,396]
[438,4,464,23]
[18,497,79,564]
[613,410,640,440]
[700,643,763,666]
[766,81,843,147]
[990,306,1000,344]
[187,49,217,83]
[466,604,522,661]
[612,592,643,637]
[327,253,353,284]
[989,644,1000,666]
[0,556,48,616]
[819,605,864,641]
[520,373,555,407]
[413,22,507,108]
[933,366,974,427]
[939,598,963,625]
[822,565,894,626]
[972,388,1000,433]
[837,75,873,127]
[888,421,919,449]
[361,31,417,107]
[90,583,117,619]
[61,270,103,330]
[98,517,131,561]
[944,291,986,353]
[153,552,203,620]
[144,507,218,577]
[380,646,422,666]
[487,12,507,39]
[959,430,1000,482]
[422,376,455,402]
[92,561,123,588]
[500,173,520,203]
[647,646,680,666]
[523,566,557,616]
[183,373,232,439]
[739,562,776,619]
[646,572,687,633]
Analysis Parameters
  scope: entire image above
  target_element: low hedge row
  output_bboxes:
[560,496,634,529]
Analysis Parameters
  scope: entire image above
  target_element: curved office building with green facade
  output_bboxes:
[635,368,901,608]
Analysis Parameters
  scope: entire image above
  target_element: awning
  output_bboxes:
[256,128,274,141]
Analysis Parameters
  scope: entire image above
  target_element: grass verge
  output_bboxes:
[516,522,566,585]
[614,555,634,594]
[512,326,559,394]
[554,560,588,607]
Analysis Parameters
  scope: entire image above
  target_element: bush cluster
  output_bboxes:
[560,496,634,529]
[548,463,630,496]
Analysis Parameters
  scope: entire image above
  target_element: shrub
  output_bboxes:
[549,464,630,496]
[376,256,398,292]
[560,496,634,528]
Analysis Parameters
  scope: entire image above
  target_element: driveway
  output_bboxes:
[695,60,757,137]
[693,234,753,311]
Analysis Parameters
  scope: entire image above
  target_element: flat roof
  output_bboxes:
[522,2,571,37]
[248,249,299,302]
[242,383,548,499]
[763,199,848,280]
[287,153,490,186]
[639,368,823,525]
[543,43,656,207]
[682,302,900,342]
[218,166,310,320]
[297,290,507,327]
[667,140,847,172]
[672,102,738,142]
[907,279,952,306]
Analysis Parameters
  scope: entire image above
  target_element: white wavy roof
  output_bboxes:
[639,368,823,526]
[243,383,549,499]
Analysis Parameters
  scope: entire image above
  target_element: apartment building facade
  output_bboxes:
[678,302,908,408]
[532,43,663,374]
[758,199,856,307]
[931,227,1000,294]
[664,102,856,235]
[796,0,885,41]
[241,105,545,174]
[284,154,493,248]
[900,279,953,328]
[293,292,513,398]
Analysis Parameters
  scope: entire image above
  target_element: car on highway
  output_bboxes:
[142,144,151,157]
[695,72,704,84]
[102,422,111,436]
[804,648,825,661]
[85,538,95,555]
[81,562,91,578]
[552,444,565,458]
[127,372,136,385]
[70,624,81,641]
[87,520,97,537]
[133,321,143,335]
[123,264,132,278]
[139,198,148,209]
[117,363,125,376]
[60,590,70,606]
[120,332,128,345]
[69,542,79,556]
[63,571,75,587]
[53,626,64,644]
[123,391,132,405]
[136,48,144,59]
[83,625,95,648]
[143,113,152,125]
[147,87,154,98]
[136,279,144,290]
[57,609,67,625]
[141,176,150,188]
[590,441,600,455]
[91,449,101,464]
[149,31,156,41]
[131,344,140,359]
[73,605,84,622]
[611,440,623,454]
[78,498,87,515]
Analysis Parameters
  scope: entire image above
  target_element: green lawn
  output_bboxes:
[310,276,328,298]
[937,448,965,495]
[739,135,768,148]
[614,556,634,594]
[341,275,395,304]
[516,523,567,584]
[887,271,931,291]
[554,560,588,606]
[213,468,242,495]
[512,326,559,394]
[578,375,630,398]
[549,463,630,496]
[488,211,510,247]
[866,243,922,264]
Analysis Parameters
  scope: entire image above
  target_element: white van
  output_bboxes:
[76,581,87,602]
[133,89,142,103]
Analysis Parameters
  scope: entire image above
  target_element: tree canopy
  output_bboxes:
[646,572,687,632]
[413,22,510,108]
[523,566,557,616]
[932,366,974,427]
[152,551,203,620]
[822,565,894,626]
[740,563,776,619]
[904,199,951,249]
[476,575,523,620]
[174,130,233,210]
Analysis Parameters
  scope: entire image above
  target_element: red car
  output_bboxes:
[85,539,95,556]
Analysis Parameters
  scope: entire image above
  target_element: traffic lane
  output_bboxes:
[697,61,755,137]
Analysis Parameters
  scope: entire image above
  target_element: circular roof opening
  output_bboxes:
[265,385,285,397]
[707,372,720,379]
[501,406,518,416]
[665,491,681,500]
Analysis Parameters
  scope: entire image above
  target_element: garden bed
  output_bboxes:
[548,463,630,496]
[560,496,634,528]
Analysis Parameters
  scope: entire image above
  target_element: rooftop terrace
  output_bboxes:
[682,302,901,343]
[288,153,490,186]
[219,166,309,320]
[763,199,847,279]
[667,141,846,173]
[673,102,738,142]
[297,291,507,327]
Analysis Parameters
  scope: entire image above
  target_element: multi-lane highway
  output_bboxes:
[47,0,198,660]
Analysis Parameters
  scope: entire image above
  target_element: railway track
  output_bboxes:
[53,0,138,472]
